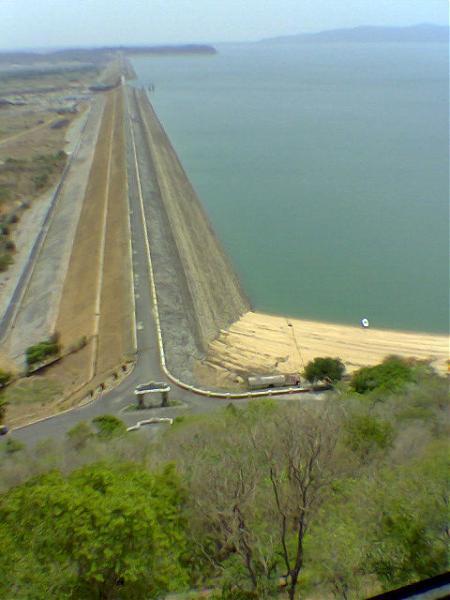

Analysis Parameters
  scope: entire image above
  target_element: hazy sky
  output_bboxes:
[0,0,448,50]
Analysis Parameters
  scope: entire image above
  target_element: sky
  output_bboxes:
[0,0,448,50]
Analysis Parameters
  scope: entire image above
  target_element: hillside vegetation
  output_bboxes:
[0,357,447,598]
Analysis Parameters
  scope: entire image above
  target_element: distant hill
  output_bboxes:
[260,24,449,44]
[121,45,217,55]
[0,45,217,65]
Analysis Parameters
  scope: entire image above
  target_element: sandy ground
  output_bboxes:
[197,311,449,387]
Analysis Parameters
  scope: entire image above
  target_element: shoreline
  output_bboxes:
[249,308,449,339]
[196,310,448,387]
[129,84,447,389]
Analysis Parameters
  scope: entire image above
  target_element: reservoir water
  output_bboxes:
[131,42,449,334]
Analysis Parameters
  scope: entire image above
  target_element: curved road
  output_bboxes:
[11,86,318,447]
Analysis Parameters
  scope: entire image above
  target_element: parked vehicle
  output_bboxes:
[0,425,9,436]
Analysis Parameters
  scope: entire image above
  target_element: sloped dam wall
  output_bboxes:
[130,88,250,382]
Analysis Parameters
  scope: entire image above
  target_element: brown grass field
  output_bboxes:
[48,87,132,396]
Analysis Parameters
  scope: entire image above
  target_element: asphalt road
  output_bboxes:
[11,86,319,447]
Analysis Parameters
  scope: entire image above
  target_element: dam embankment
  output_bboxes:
[127,88,250,382]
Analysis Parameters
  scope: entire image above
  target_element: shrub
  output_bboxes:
[0,370,12,389]
[304,357,345,383]
[33,172,49,190]
[66,421,94,451]
[25,339,60,368]
[0,253,13,272]
[91,414,127,439]
[344,414,394,460]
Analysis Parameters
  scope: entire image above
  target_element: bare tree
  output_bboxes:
[259,405,343,599]
[157,401,345,598]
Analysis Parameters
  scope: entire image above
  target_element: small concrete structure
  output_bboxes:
[134,381,171,408]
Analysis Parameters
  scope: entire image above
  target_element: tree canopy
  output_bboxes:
[303,357,345,383]
[0,462,189,599]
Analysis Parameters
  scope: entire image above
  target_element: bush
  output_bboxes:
[304,357,345,383]
[0,370,12,389]
[351,356,415,395]
[91,414,127,439]
[344,414,394,460]
[33,172,49,190]
[66,421,94,451]
[0,253,13,272]
[0,395,7,423]
[25,339,60,368]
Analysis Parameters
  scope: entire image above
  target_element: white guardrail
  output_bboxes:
[129,87,319,401]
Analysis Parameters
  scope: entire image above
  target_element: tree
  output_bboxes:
[0,462,189,599]
[304,441,448,597]
[261,405,344,600]
[304,357,345,383]
[159,401,346,599]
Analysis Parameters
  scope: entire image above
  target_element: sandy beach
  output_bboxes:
[196,311,449,387]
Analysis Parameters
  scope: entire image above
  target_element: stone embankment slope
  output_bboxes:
[136,89,250,354]
[197,311,449,387]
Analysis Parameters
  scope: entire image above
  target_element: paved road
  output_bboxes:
[11,86,319,447]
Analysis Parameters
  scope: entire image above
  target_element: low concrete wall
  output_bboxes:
[135,89,250,354]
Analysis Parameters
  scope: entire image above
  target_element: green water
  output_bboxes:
[131,42,449,333]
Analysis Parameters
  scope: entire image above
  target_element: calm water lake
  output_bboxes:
[131,42,449,333]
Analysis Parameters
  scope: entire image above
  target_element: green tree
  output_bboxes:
[0,462,189,599]
[366,444,448,588]
[304,357,345,383]
[305,441,448,597]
